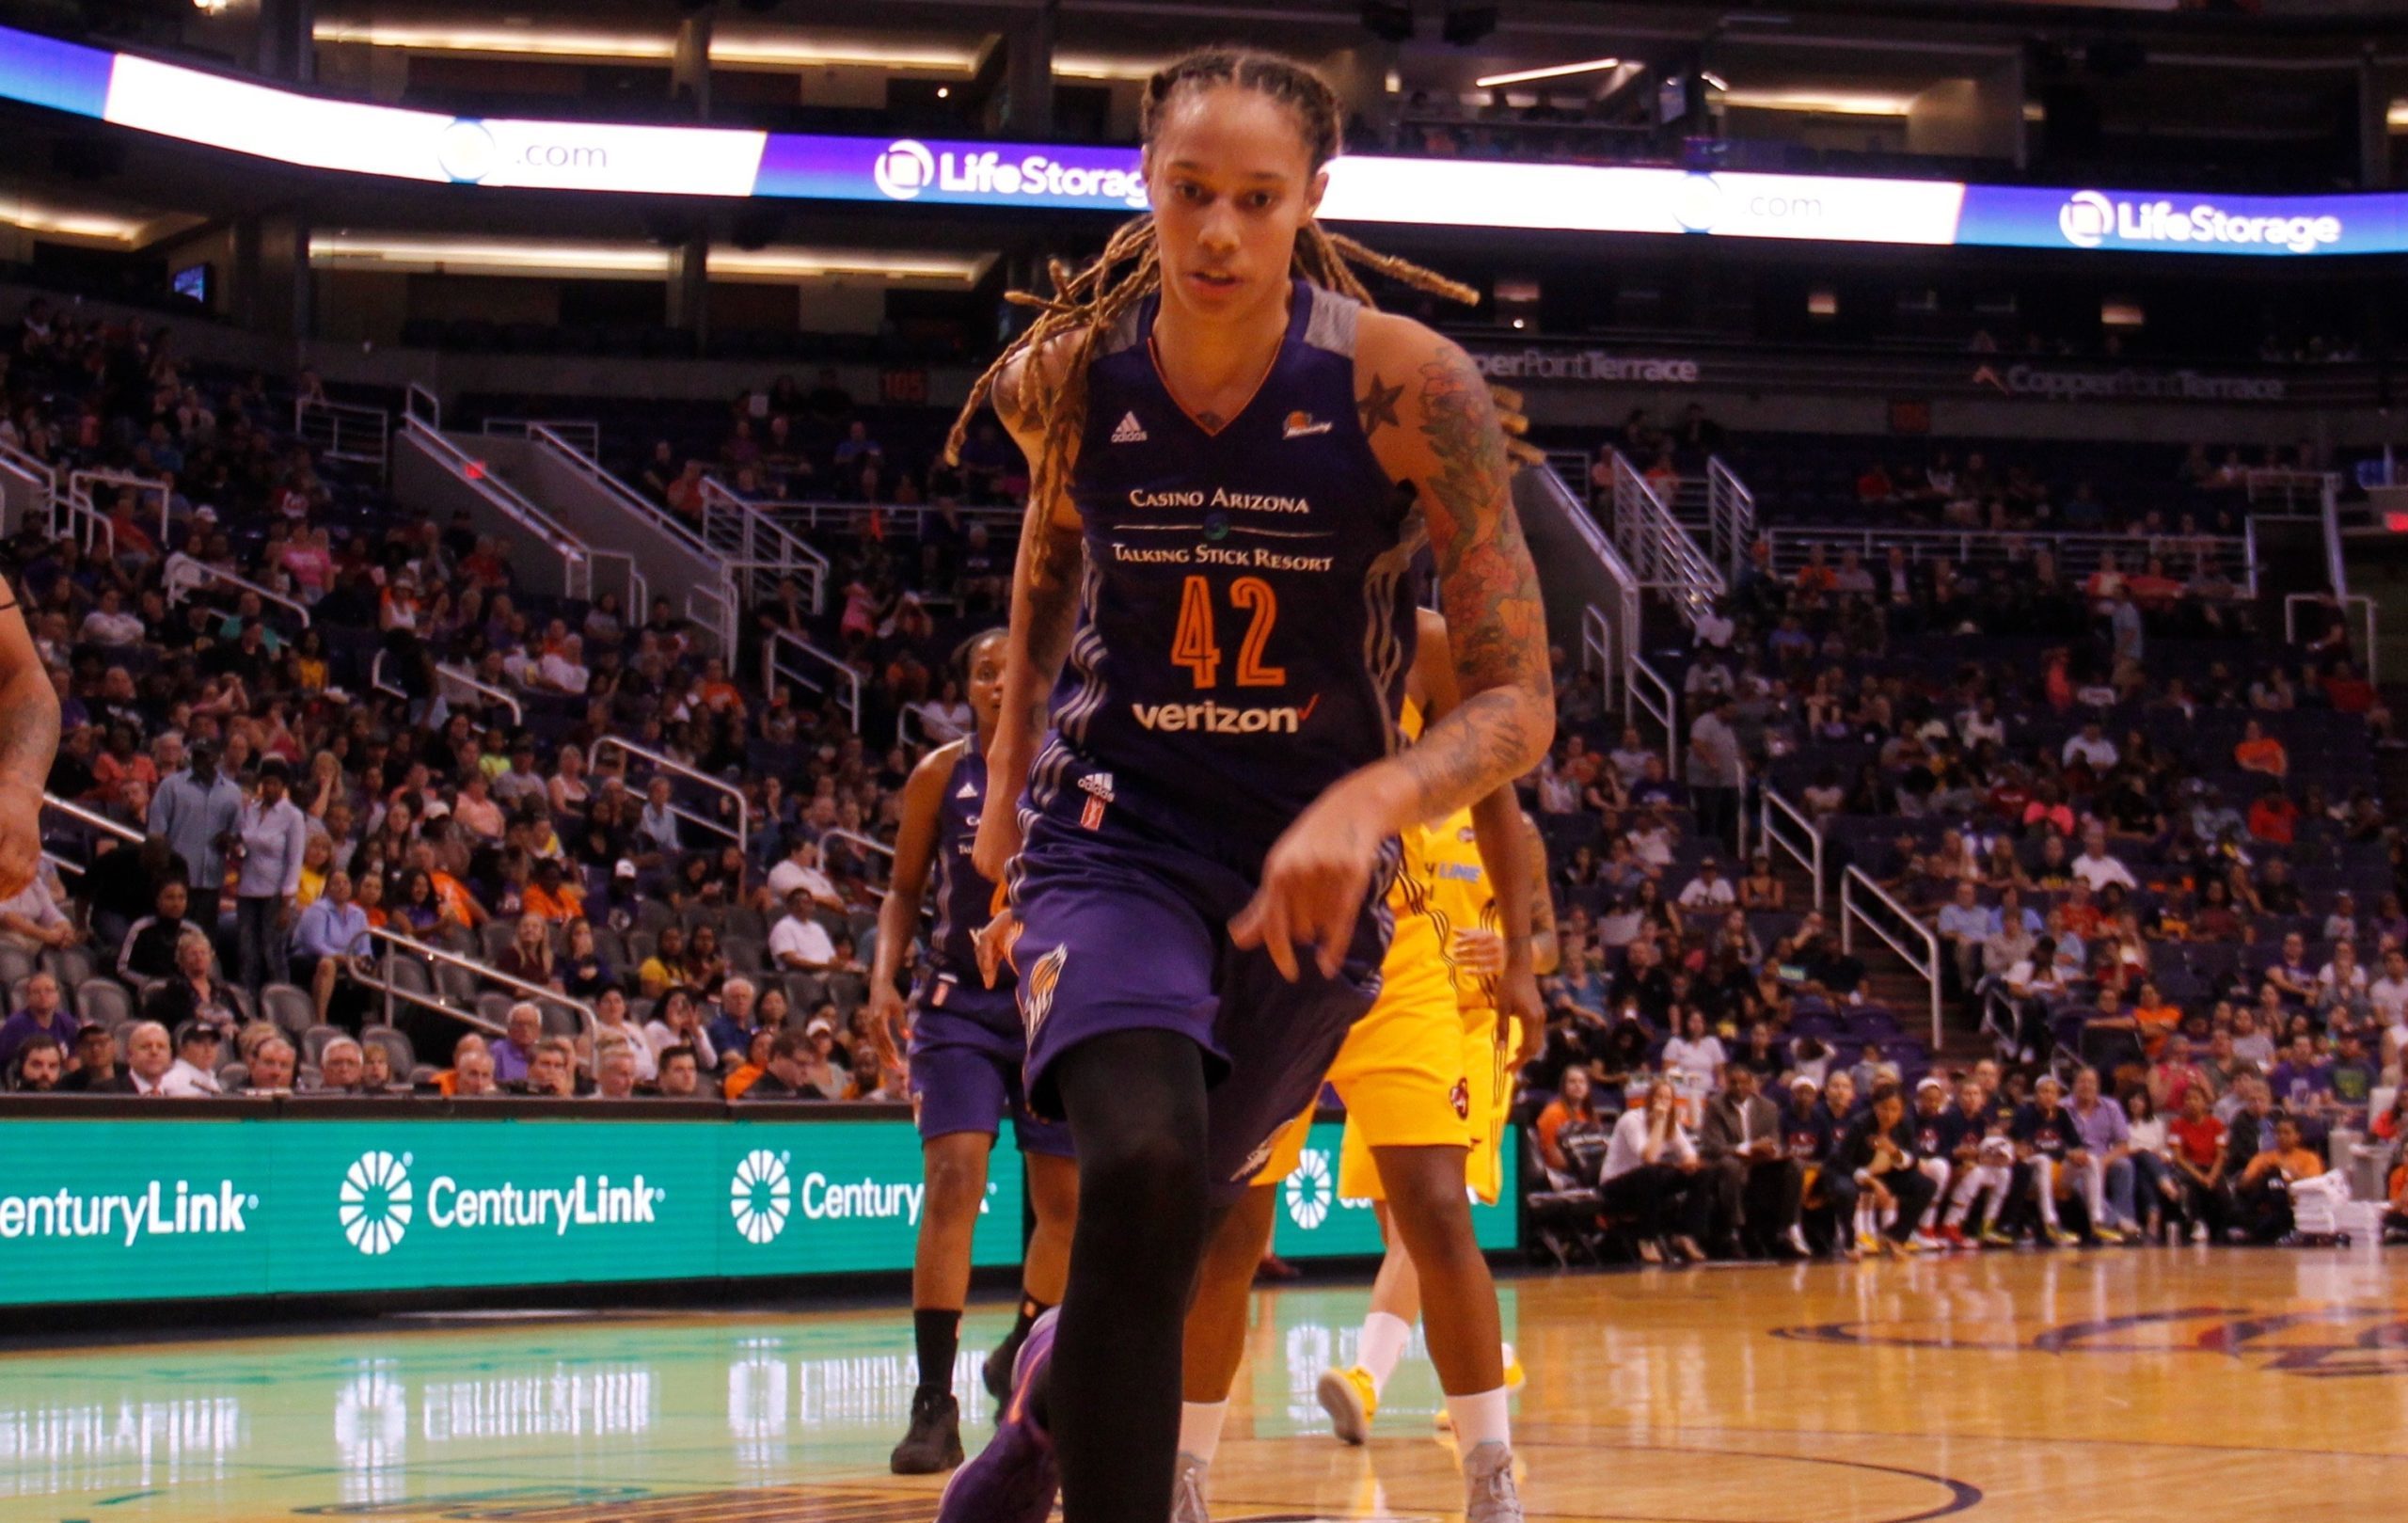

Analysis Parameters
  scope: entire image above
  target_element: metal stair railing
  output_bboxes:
[295,396,389,470]
[511,422,738,658]
[589,736,750,859]
[1608,449,1723,627]
[764,627,863,736]
[1705,456,1756,579]
[1839,865,1942,1052]
[700,478,831,614]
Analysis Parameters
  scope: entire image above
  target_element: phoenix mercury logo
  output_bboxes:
[340,1150,414,1256]
[1284,1150,1334,1230]
[730,1149,793,1245]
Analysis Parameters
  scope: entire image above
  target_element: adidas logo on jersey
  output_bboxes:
[1111,411,1149,444]
[1076,772,1115,802]
[957,780,978,799]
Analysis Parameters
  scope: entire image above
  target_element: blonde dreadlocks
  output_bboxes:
[946,47,1533,513]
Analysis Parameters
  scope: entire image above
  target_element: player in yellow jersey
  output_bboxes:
[1165,610,1547,1523]
[1323,798,1557,1442]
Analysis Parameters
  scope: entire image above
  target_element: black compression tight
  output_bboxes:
[1033,1028,1212,1523]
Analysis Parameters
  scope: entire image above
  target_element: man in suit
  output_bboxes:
[1698,1064,1806,1260]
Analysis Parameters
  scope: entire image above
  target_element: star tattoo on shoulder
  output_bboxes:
[1357,374,1403,440]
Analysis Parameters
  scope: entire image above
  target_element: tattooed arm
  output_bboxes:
[1231,320,1554,979]
[0,574,58,896]
[970,341,1087,883]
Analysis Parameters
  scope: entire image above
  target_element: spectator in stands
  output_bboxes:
[520,1037,578,1098]
[738,1028,819,1102]
[57,1024,117,1092]
[449,1040,499,1098]
[1675,857,1734,909]
[2235,1115,2324,1243]
[657,1043,705,1099]
[0,863,81,957]
[594,1040,641,1101]
[589,989,657,1082]
[119,876,195,983]
[705,976,761,1057]
[770,886,839,972]
[0,971,79,1071]
[2062,722,2118,772]
[2071,828,2136,894]
[244,1035,296,1093]
[767,835,847,912]
[797,1013,849,1100]
[495,913,560,992]
[158,1022,225,1097]
[144,928,242,1035]
[2234,719,2288,779]
[1736,856,1783,911]
[1699,1064,1803,1260]
[635,777,682,862]
[9,1032,64,1092]
[1533,1066,1603,1175]
[291,869,371,1024]
[232,759,307,997]
[147,739,242,928]
[311,1037,365,1094]
[490,1003,543,1087]
[1600,1078,1710,1264]
[644,986,718,1073]
[104,1021,174,1096]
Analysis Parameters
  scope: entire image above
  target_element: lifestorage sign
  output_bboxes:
[0,1116,1023,1304]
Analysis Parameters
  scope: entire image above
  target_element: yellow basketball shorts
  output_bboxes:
[1254,912,1473,1195]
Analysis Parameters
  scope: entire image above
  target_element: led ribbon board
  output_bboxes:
[3,22,2404,254]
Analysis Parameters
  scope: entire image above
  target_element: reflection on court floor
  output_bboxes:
[1,1249,2402,1521]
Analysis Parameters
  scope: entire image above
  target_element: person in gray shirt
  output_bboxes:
[148,738,243,927]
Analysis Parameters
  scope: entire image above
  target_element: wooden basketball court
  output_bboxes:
[4,1248,2399,1522]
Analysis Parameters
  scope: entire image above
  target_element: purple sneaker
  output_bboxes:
[932,1309,1059,1523]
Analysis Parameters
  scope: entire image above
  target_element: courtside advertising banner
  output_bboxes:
[1266,1121,1519,1261]
[0,1116,1024,1304]
[2,22,2405,254]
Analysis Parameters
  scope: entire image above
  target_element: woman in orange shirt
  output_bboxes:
[2131,979,2182,1060]
[2234,719,2288,779]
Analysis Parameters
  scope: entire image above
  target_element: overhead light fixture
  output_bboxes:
[1473,56,1622,88]
[2390,100,2408,129]
[1053,55,1170,81]
[0,198,166,245]
[307,233,990,284]
[1700,71,1730,91]
[1720,87,1912,117]
[312,21,983,71]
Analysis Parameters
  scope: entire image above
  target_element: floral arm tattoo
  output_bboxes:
[1402,343,1555,821]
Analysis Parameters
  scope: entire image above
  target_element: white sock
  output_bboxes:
[1444,1387,1512,1452]
[1178,1401,1228,1465]
[1358,1311,1412,1394]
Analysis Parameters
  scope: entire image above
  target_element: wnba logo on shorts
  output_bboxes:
[1021,946,1068,1039]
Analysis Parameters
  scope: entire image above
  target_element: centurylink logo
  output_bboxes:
[730,1149,792,1245]
[338,1150,664,1255]
[1284,1150,1334,1230]
[340,1150,413,1257]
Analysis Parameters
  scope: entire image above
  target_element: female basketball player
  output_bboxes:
[936,48,1552,1523]
[0,572,55,898]
[867,629,1078,1475]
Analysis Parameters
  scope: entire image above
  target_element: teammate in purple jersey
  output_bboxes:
[868,629,1078,1476]
[933,48,1553,1523]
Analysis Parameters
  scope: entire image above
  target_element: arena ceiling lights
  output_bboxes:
[307,233,991,284]
[3,23,2402,258]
